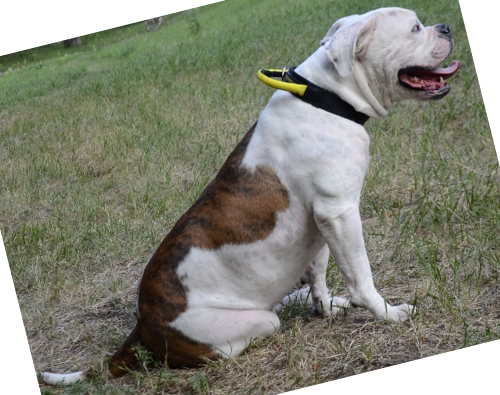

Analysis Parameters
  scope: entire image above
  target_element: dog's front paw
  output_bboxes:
[384,303,415,322]
[323,296,349,317]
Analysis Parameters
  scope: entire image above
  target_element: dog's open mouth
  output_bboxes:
[398,60,460,98]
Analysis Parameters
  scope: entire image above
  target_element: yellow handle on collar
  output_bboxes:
[257,69,307,97]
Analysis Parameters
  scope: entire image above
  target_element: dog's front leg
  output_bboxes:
[299,245,348,316]
[277,245,348,316]
[314,202,414,322]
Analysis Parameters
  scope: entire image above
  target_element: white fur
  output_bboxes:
[41,7,454,385]
[39,371,86,385]
[171,92,412,355]
[170,7,453,355]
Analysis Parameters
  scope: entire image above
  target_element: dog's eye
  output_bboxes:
[411,23,422,33]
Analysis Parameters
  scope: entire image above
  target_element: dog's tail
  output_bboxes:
[39,371,88,386]
[39,324,141,386]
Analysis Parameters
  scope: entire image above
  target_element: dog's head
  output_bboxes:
[320,7,460,102]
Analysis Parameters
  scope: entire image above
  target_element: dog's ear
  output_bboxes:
[319,15,355,47]
[321,14,378,78]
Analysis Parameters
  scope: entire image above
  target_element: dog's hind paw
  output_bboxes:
[275,287,349,317]
[273,287,312,313]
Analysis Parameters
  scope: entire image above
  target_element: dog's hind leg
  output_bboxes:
[170,308,281,359]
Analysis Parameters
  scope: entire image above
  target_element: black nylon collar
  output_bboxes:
[284,67,369,125]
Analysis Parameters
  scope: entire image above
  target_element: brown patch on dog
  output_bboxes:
[109,122,290,374]
[108,324,141,377]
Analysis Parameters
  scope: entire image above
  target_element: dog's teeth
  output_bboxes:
[439,76,444,84]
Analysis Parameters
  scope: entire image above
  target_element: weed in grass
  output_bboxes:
[187,371,210,395]
[186,8,202,36]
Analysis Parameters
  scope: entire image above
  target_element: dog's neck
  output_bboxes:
[294,49,390,119]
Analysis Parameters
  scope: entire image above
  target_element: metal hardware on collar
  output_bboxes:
[257,67,369,125]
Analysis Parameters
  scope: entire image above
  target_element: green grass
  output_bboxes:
[1,0,498,393]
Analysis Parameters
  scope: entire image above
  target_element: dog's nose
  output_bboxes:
[435,23,452,38]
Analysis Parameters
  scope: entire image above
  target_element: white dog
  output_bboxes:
[41,7,459,385]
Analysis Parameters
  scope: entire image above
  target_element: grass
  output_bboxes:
[1,0,498,393]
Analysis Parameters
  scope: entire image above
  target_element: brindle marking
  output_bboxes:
[109,122,290,375]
